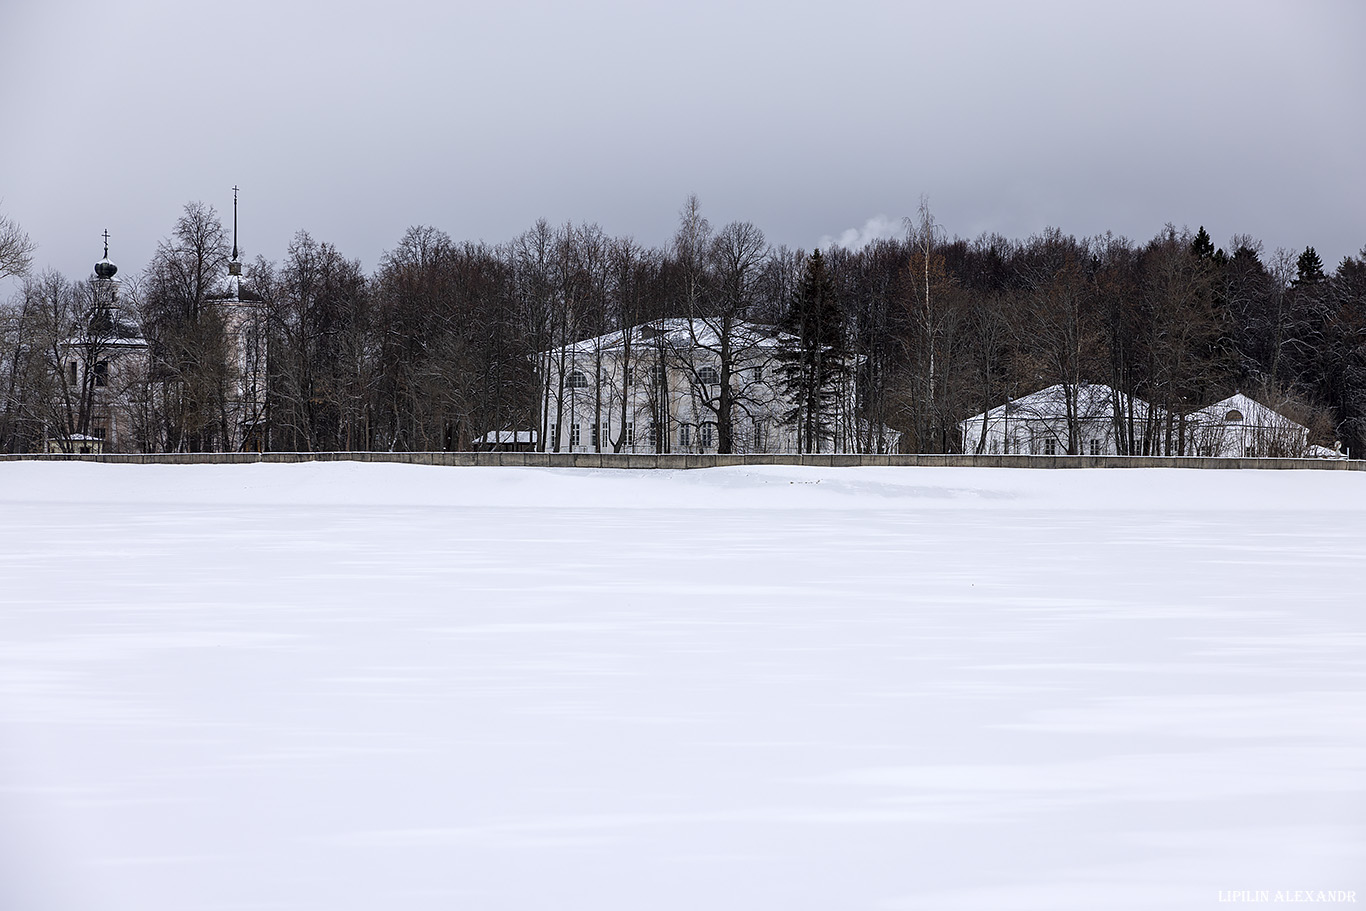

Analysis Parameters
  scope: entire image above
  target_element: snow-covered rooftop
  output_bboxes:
[544,318,787,357]
[1190,392,1301,429]
[964,383,1155,425]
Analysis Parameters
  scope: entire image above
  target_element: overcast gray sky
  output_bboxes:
[2,0,1362,294]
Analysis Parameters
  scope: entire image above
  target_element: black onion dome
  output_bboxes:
[94,257,118,279]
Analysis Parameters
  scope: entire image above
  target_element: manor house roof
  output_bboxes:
[544,318,786,357]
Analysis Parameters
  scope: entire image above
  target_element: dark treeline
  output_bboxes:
[3,197,1364,454]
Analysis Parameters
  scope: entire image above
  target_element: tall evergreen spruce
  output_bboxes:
[775,250,850,453]
[1295,246,1326,285]
[1189,226,1216,261]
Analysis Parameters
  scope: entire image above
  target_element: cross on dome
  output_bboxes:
[95,229,118,278]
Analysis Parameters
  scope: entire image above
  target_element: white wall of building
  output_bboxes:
[538,321,860,454]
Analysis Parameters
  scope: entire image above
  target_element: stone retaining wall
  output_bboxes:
[1,452,1360,470]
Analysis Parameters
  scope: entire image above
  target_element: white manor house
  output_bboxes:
[535,318,863,454]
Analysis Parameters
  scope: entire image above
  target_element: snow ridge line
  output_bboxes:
[0,452,1360,470]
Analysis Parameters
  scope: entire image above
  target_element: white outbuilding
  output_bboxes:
[959,383,1158,455]
[1186,392,1329,458]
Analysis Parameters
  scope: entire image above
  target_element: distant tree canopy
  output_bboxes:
[2,201,1364,455]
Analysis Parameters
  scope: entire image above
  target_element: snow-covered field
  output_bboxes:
[1,463,1363,910]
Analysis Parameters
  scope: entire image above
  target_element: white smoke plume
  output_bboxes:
[818,215,904,251]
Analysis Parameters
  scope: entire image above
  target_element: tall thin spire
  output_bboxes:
[229,186,242,277]
[231,185,239,261]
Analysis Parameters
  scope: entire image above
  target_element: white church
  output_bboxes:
[48,235,148,453]
[50,192,267,453]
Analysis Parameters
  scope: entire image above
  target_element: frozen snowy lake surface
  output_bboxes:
[1,463,1363,910]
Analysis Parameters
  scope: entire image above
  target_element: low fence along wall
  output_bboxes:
[1,452,1360,470]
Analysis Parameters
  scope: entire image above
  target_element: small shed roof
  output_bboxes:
[474,430,537,444]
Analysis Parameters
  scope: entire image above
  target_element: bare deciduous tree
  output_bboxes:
[0,210,36,283]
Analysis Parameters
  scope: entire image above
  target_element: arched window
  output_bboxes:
[567,371,588,389]
[697,365,719,386]
[1225,409,1244,422]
